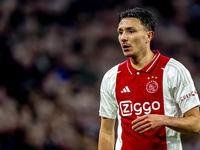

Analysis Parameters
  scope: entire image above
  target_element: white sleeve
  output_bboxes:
[167,59,200,114]
[99,65,119,119]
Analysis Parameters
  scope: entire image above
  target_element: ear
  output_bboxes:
[146,31,154,43]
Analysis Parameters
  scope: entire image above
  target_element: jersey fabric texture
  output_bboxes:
[99,50,200,150]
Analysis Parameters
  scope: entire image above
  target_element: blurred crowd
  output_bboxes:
[0,0,200,150]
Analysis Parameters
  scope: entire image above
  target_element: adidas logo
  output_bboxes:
[121,86,131,93]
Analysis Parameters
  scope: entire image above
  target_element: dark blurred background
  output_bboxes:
[0,0,200,150]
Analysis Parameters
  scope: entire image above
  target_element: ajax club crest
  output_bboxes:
[146,76,158,93]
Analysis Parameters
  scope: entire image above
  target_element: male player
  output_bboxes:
[98,7,200,150]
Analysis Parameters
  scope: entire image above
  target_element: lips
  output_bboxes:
[122,44,131,51]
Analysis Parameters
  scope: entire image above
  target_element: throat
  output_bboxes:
[130,52,155,70]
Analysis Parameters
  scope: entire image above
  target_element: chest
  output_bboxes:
[115,68,165,118]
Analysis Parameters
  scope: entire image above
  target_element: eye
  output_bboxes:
[118,31,123,35]
[129,30,134,33]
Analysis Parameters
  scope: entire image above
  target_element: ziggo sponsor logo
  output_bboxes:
[119,101,160,116]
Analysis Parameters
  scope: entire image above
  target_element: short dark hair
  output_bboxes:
[118,7,157,32]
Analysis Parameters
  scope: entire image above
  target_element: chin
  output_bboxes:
[123,52,133,57]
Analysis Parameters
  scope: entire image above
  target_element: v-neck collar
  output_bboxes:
[126,50,160,75]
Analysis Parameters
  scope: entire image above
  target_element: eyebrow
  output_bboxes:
[117,27,136,31]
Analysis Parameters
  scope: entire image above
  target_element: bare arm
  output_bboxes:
[131,106,200,134]
[98,117,116,150]
[166,106,200,134]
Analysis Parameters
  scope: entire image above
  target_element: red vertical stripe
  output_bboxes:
[115,52,170,150]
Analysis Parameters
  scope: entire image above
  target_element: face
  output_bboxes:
[117,18,152,57]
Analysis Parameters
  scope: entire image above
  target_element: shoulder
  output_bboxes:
[165,58,193,84]
[102,60,127,81]
[103,64,119,80]
[101,60,128,92]
[101,64,119,91]
[166,58,190,75]
[167,58,187,71]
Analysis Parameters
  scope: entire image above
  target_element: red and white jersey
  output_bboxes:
[99,50,200,150]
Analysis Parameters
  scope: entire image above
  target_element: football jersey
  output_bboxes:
[99,50,200,150]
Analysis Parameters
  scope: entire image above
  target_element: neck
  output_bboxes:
[129,50,155,70]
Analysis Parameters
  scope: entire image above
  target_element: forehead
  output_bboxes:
[118,18,143,30]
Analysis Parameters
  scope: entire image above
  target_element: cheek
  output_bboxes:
[131,35,146,45]
[118,36,123,45]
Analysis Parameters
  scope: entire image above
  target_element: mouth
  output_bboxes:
[122,44,131,51]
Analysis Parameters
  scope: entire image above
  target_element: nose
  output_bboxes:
[120,32,128,42]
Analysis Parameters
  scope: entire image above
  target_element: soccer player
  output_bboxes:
[98,7,200,150]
